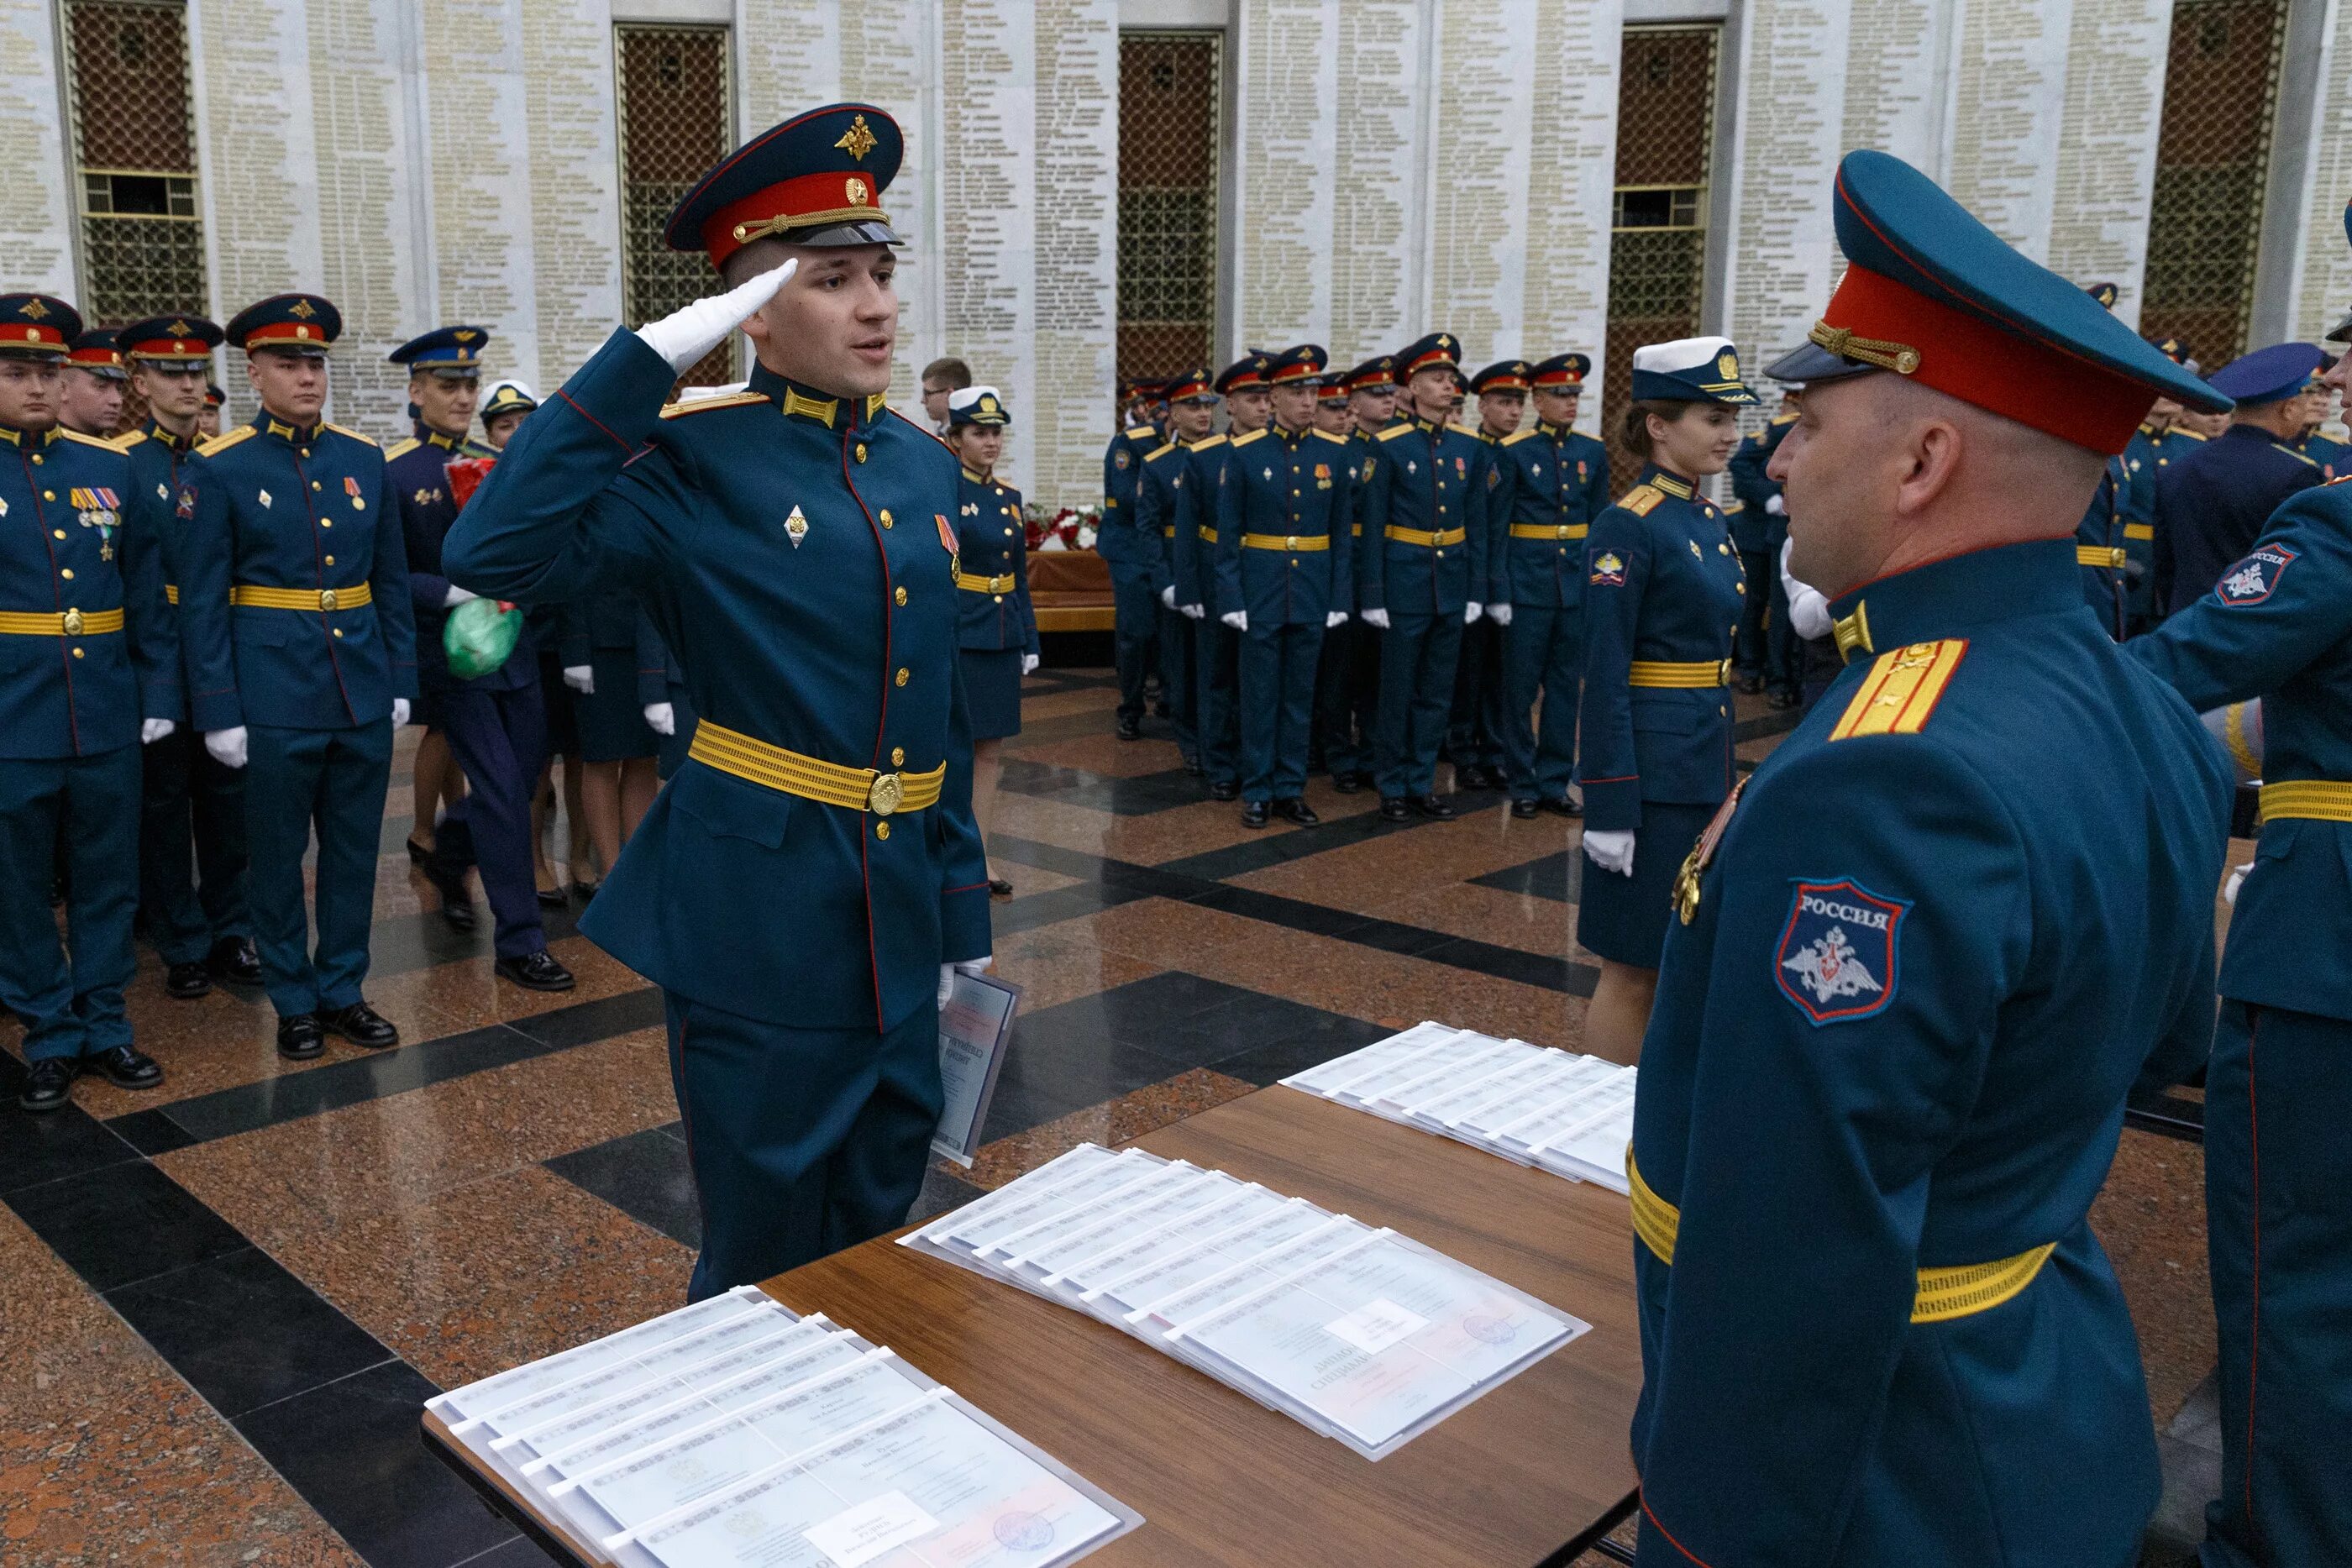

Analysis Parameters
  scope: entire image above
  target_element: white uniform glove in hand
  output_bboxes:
[1180,602,1205,621]
[1583,828,1637,878]
[938,956,995,1009]
[1360,606,1390,630]
[1022,653,1041,675]
[205,726,249,769]
[391,698,411,728]
[1780,537,1833,642]
[444,585,478,607]
[1463,601,1483,625]
[563,665,595,695]
[1221,610,1248,632]
[635,259,797,374]
[643,702,675,737]
[1325,610,1349,628]
[140,718,175,745]
[1488,603,1513,627]
[1765,494,1786,517]
[1160,585,1176,609]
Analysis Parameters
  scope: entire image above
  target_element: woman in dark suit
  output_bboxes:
[557,591,665,892]
[944,386,1039,897]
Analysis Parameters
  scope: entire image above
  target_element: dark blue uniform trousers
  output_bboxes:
[1765,566,1804,697]
[1500,606,1582,800]
[1313,616,1379,782]
[244,720,393,1017]
[1446,617,1504,771]
[1194,616,1242,787]
[2202,999,2352,1568]
[1374,611,1463,800]
[664,991,944,1300]
[0,747,141,1062]
[1240,620,1325,804]
[138,726,249,963]
[441,681,549,959]
[1110,560,1159,725]
[1734,548,1778,684]
[1157,602,1195,758]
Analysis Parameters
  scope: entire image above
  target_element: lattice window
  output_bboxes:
[2140,0,2289,369]
[1119,31,1222,403]
[615,23,734,386]
[1603,24,1719,487]
[59,0,207,330]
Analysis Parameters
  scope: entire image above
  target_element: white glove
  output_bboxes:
[444,585,478,608]
[564,665,595,695]
[636,259,797,374]
[1160,585,1176,608]
[1360,606,1390,629]
[391,698,411,728]
[1463,601,1483,625]
[205,726,249,769]
[643,702,675,737]
[1021,653,1040,674]
[938,956,995,1009]
[2223,861,2252,906]
[1180,602,1205,621]
[1780,537,1833,642]
[1325,610,1349,628]
[1488,603,1513,627]
[140,718,176,744]
[1583,828,1636,878]
[1221,610,1247,632]
[1765,494,1785,517]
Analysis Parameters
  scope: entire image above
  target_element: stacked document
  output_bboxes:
[1281,1021,1639,1193]
[426,1284,1140,1566]
[900,1145,1587,1460]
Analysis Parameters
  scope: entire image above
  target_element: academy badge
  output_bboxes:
[784,504,809,548]
[2216,544,2295,606]
[1775,878,1908,1025]
[1115,448,1131,470]
[1589,551,1625,588]
[176,486,196,520]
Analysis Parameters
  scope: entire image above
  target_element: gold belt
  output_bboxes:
[1628,658,1731,689]
[1161,526,1175,539]
[1198,525,1219,543]
[1384,525,1467,548]
[1242,532,1331,552]
[1510,522,1588,541]
[2259,781,2352,824]
[956,571,1016,595]
[231,583,374,611]
[689,719,944,816]
[165,584,180,606]
[2076,545,2127,569]
[1628,1151,2057,1324]
[0,607,125,636]
[2122,523,2154,542]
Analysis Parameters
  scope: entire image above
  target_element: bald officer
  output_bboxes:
[1624,151,2232,1567]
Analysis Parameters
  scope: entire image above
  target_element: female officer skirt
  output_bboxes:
[537,648,580,758]
[1575,800,1715,968]
[575,647,659,763]
[960,648,1024,741]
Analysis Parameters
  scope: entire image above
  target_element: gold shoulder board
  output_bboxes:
[1619,484,1663,516]
[1830,639,1970,742]
[660,391,769,419]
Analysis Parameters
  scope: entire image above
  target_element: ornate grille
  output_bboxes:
[2139,0,2288,368]
[1603,24,1719,486]
[1118,32,1222,402]
[614,23,734,386]
[59,0,208,330]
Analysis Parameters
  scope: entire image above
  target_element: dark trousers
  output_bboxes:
[1194,616,1242,787]
[1314,615,1381,783]
[1499,604,1582,800]
[1110,560,1159,724]
[244,720,393,1017]
[138,726,249,963]
[1734,548,1779,684]
[1765,566,1804,697]
[441,681,549,960]
[1239,619,1326,804]
[2202,999,2352,1568]
[0,747,141,1062]
[1157,600,1195,758]
[1446,616,1504,770]
[664,990,943,1300]
[1374,611,1464,800]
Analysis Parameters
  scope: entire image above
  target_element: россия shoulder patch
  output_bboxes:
[2215,544,2296,606]
[1776,878,1908,1025]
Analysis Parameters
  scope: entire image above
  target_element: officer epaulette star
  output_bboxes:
[326,422,378,448]
[660,391,768,419]
[59,428,134,454]
[384,437,421,460]
[1830,639,1969,741]
[1500,428,1539,447]
[1618,484,1663,516]
[1230,428,1268,448]
[1311,429,1351,446]
[1375,424,1415,443]
[197,426,256,458]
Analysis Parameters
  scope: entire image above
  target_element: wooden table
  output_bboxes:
[425,1088,1643,1567]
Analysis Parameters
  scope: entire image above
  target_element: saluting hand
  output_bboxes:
[636,258,798,375]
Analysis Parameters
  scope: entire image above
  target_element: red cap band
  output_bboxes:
[1531,368,1583,388]
[1268,360,1322,385]
[128,337,209,359]
[67,345,122,369]
[701,170,889,268]
[244,321,330,349]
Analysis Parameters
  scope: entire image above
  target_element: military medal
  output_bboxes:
[1672,775,1750,926]
[784,504,808,548]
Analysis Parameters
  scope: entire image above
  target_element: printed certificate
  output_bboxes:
[500,1318,845,1464]
[932,973,1020,1167]
[430,1286,780,1425]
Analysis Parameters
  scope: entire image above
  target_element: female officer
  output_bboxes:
[945,386,1039,898]
[1576,336,1753,1063]
[558,588,664,889]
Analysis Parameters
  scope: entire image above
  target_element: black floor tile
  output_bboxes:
[1417,936,1594,996]
[990,1033,1179,1126]
[452,1535,566,1568]
[1012,972,1264,1055]
[236,1361,517,1568]
[1158,793,1500,883]
[160,1022,550,1145]
[1151,991,1394,1077]
[544,1125,702,1251]
[507,986,666,1050]
[990,879,1159,938]
[7,1157,248,1292]
[106,1245,395,1419]
[1214,1020,1410,1088]
[103,1106,200,1157]
[0,1078,141,1195]
[1473,852,1575,904]
[1184,883,1383,942]
[998,757,1203,815]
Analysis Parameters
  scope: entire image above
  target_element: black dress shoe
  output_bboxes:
[276,1013,324,1060]
[536,884,570,908]
[87,1045,162,1090]
[1181,753,1203,777]
[1734,674,1763,695]
[439,894,477,933]
[1332,772,1363,794]
[495,950,575,993]
[165,960,213,999]
[405,835,435,867]
[1413,794,1456,820]
[1511,798,1540,820]
[1543,794,1584,819]
[1767,688,1802,710]
[18,1057,76,1112]
[1240,800,1270,829]
[321,1002,399,1050]
[1379,796,1410,821]
[1115,717,1141,741]
[1273,798,1320,826]
[1456,763,1497,791]
[988,878,1014,899]
[207,936,262,986]
[1208,780,1239,801]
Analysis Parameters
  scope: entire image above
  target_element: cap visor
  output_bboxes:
[778,219,903,249]
[1766,343,1873,385]
[2328,308,2352,346]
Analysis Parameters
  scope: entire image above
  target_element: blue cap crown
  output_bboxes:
[390,326,491,373]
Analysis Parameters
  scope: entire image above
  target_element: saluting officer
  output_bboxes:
[59,328,126,438]
[1360,333,1488,821]
[390,327,572,991]
[1727,383,1800,703]
[944,385,1039,897]
[179,295,418,1059]
[1625,151,2232,1568]
[1176,355,1268,802]
[1445,359,1526,793]
[1137,367,1218,775]
[1100,378,1163,742]
[446,103,993,1298]
[119,312,258,999]
[1310,354,1396,794]
[1213,344,1354,827]
[1485,352,1608,819]
[2155,343,2325,616]
[1,296,178,1112]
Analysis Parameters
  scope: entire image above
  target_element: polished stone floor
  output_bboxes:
[0,666,2222,1567]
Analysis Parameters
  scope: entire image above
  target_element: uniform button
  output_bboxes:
[1003,527,1013,537]
[875,820,890,840]
[1718,543,1730,554]
[895,668,909,686]
[71,647,83,658]
[60,569,72,580]
[29,454,41,464]
[993,594,1003,603]
[333,627,344,637]
[891,747,905,766]
[323,555,335,566]
[312,480,322,490]
[42,490,54,500]
[855,443,868,463]
[299,448,311,458]
[52,529,64,539]
[321,520,331,528]
[895,585,907,606]
[1735,582,1745,594]
[879,509,894,527]
[1436,548,1446,558]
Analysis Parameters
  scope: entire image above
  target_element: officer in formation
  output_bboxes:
[446,102,993,1297]
[2113,335,2191,633]
[180,294,417,1059]
[1485,353,1608,818]
[197,381,224,441]
[944,385,1040,895]
[1136,367,1220,774]
[480,379,538,449]
[3,295,178,1112]
[1099,377,1163,742]
[1311,354,1399,794]
[1444,359,1528,791]
[1312,370,1351,436]
[1624,149,2232,1568]
[1176,355,1268,801]
[390,327,572,991]
[60,328,126,437]
[1212,343,1354,826]
[121,313,259,999]
[1727,383,1802,705]
[2155,343,2324,616]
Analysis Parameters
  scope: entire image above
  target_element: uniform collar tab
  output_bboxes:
[0,423,63,448]
[959,466,989,485]
[144,418,195,453]
[1641,464,1695,499]
[1538,419,1567,438]
[1824,538,2082,658]
[746,365,889,429]
[416,422,462,450]
[260,413,323,444]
